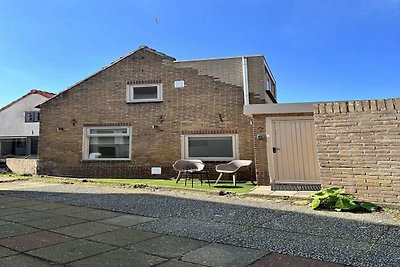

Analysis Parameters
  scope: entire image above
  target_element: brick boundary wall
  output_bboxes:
[313,98,400,204]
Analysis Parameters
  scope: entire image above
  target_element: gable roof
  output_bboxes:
[39,46,175,107]
[0,89,55,112]
[39,45,276,107]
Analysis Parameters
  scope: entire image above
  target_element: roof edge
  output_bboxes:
[175,54,264,63]
[0,89,55,113]
[39,46,175,107]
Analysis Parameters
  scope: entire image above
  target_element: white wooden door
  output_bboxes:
[267,117,320,184]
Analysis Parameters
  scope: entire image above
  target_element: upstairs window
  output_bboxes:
[83,127,131,161]
[127,83,163,103]
[25,111,40,123]
[265,79,271,91]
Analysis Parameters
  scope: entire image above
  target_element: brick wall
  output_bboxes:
[252,114,270,185]
[38,48,255,179]
[314,98,400,204]
[176,56,276,104]
[247,57,271,104]
[175,57,243,87]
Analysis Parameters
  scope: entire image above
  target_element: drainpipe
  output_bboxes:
[242,57,249,105]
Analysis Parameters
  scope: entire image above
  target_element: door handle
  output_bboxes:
[272,147,279,153]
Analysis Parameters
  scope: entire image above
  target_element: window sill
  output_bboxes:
[186,158,236,162]
[82,159,132,163]
[126,100,163,104]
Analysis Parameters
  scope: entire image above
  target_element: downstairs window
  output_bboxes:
[83,127,131,160]
[182,134,238,161]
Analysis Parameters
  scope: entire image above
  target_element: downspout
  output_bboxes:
[242,57,249,105]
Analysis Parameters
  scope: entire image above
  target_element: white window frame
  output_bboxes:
[82,126,132,161]
[181,134,239,161]
[126,83,163,103]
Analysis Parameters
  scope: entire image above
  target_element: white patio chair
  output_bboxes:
[215,160,252,186]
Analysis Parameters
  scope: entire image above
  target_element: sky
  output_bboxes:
[0,0,399,108]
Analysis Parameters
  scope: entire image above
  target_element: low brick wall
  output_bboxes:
[37,161,254,181]
[314,98,400,204]
[6,158,38,175]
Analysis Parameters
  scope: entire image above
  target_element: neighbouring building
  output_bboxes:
[0,89,55,160]
[37,46,277,179]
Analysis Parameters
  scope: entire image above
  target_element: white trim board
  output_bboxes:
[243,103,316,116]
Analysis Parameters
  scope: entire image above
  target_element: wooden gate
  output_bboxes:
[266,117,320,184]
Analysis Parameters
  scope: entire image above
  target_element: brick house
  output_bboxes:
[38,46,277,179]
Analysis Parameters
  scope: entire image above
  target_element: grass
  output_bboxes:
[0,173,256,194]
[93,178,255,194]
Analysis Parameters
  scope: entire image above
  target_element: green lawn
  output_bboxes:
[91,178,255,194]
[1,174,256,194]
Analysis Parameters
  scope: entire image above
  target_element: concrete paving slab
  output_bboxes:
[23,215,88,230]
[248,187,313,199]
[221,227,370,266]
[99,214,156,227]
[0,246,18,258]
[0,196,25,203]
[270,191,298,197]
[0,254,56,266]
[0,207,27,216]
[2,211,54,223]
[45,205,95,215]
[248,186,273,195]
[181,243,267,267]
[136,217,252,243]
[0,199,46,207]
[68,209,122,220]
[294,191,313,198]
[0,231,72,252]
[250,253,345,267]
[52,221,120,238]
[69,248,167,267]
[128,234,209,258]
[261,212,389,243]
[157,259,205,267]
[23,202,69,211]
[0,220,10,226]
[87,227,160,247]
[27,239,116,264]
[0,223,39,239]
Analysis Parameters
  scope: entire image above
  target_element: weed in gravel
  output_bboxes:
[308,187,380,212]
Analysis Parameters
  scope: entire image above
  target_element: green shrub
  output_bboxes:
[308,187,380,212]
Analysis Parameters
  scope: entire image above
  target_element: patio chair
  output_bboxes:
[215,160,252,186]
[172,159,210,187]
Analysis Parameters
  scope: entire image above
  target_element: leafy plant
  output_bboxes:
[308,187,380,212]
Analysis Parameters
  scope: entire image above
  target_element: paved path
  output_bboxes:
[0,181,398,266]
